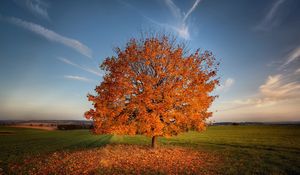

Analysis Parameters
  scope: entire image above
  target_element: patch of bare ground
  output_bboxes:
[9,145,221,175]
[0,131,15,135]
[9,125,56,131]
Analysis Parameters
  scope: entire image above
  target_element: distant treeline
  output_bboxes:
[0,120,92,125]
[0,120,94,130]
[57,124,93,130]
[212,122,300,126]
[1,120,299,128]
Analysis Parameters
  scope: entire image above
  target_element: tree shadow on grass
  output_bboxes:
[196,142,300,154]
[63,134,113,151]
[161,139,300,154]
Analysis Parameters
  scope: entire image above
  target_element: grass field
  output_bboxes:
[0,125,300,174]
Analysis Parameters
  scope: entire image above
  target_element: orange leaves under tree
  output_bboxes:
[85,35,219,148]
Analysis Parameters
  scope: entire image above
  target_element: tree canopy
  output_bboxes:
[85,35,219,147]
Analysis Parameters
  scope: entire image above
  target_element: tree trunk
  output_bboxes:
[151,136,157,148]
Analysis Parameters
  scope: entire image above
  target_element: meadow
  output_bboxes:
[0,125,299,174]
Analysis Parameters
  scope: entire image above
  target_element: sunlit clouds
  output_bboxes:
[260,74,300,100]
[234,73,300,107]
[214,38,300,121]
[209,0,300,122]
[214,67,300,121]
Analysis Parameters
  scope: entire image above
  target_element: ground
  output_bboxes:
[0,125,299,174]
[9,145,220,174]
[7,125,56,131]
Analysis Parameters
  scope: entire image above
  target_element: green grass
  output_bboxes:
[1,125,299,174]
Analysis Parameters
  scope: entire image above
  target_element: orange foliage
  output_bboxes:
[9,145,221,174]
[85,35,219,139]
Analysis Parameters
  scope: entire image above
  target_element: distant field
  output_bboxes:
[0,125,299,174]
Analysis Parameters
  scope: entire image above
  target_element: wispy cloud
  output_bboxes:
[164,0,182,20]
[259,74,300,100]
[281,46,300,68]
[221,72,300,111]
[217,78,235,92]
[183,0,201,22]
[238,46,300,108]
[13,0,50,20]
[4,16,92,58]
[64,75,94,82]
[119,0,200,39]
[58,57,102,76]
[162,0,201,39]
[255,0,286,31]
[216,50,300,113]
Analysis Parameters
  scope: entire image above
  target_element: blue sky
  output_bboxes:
[0,0,299,122]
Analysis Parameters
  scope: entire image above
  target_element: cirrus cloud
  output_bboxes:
[13,0,50,20]
[281,46,300,68]
[255,0,286,31]
[163,0,201,40]
[57,57,103,76]
[3,16,93,58]
[64,75,94,83]
[221,72,300,111]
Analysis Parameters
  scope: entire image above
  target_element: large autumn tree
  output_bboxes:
[85,35,219,148]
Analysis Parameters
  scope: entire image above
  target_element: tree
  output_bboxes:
[85,35,219,148]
